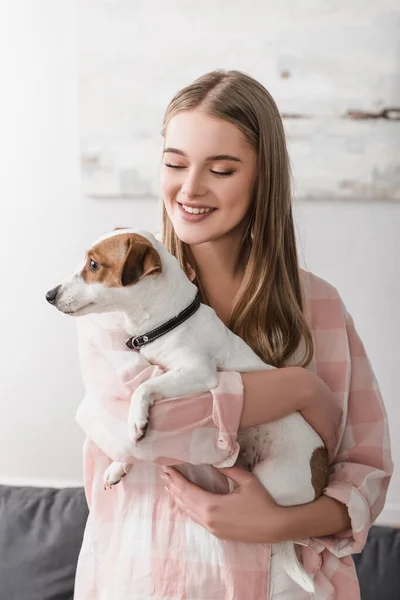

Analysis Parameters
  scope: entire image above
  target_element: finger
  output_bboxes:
[162,468,217,510]
[214,465,254,486]
[162,467,200,492]
[166,476,212,510]
[162,467,206,492]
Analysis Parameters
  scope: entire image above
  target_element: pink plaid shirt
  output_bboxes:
[73,270,393,599]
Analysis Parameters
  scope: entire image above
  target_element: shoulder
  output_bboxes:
[299,268,348,330]
[300,268,342,302]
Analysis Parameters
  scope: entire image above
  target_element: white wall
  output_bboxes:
[79,0,400,201]
[0,0,398,524]
[0,0,160,488]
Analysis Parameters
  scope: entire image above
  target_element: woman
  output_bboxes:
[74,70,393,599]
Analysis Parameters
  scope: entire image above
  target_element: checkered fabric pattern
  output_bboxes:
[73,270,393,599]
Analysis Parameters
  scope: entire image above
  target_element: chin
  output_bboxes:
[73,306,97,316]
[172,222,221,246]
[58,302,96,316]
[175,229,213,246]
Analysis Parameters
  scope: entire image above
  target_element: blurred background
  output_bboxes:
[0,0,398,528]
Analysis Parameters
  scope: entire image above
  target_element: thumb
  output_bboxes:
[214,464,254,486]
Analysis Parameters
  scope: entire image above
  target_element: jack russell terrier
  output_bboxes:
[46,228,328,594]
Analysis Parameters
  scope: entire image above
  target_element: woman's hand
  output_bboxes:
[161,464,285,543]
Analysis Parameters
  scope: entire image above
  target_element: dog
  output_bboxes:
[46,228,328,594]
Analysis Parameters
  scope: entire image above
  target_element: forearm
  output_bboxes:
[273,496,351,543]
[239,367,315,430]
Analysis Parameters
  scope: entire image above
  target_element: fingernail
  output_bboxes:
[161,472,170,480]
[165,486,171,493]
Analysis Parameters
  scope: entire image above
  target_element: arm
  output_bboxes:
[276,495,351,541]
[75,315,334,467]
[75,314,244,466]
[240,367,340,460]
[151,286,393,550]
[275,305,393,552]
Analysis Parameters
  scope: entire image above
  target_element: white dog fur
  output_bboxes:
[47,228,329,595]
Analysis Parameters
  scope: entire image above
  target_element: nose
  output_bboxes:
[181,169,206,199]
[46,285,61,304]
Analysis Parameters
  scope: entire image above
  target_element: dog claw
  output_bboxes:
[132,420,149,443]
[103,480,118,490]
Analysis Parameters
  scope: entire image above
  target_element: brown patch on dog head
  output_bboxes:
[81,233,162,287]
[310,446,329,499]
[120,234,162,286]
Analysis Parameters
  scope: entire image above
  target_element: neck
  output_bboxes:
[190,227,246,294]
[122,252,198,337]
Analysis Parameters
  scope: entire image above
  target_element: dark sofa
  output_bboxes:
[0,484,399,599]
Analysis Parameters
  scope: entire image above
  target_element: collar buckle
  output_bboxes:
[126,335,149,350]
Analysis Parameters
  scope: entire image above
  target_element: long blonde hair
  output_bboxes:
[161,70,313,368]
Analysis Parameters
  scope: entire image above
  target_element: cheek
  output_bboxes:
[222,177,253,217]
[161,173,180,223]
[160,170,176,200]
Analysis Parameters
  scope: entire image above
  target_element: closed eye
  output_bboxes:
[164,163,235,177]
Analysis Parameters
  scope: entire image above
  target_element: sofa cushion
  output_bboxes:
[353,525,400,600]
[0,483,399,599]
[0,484,88,600]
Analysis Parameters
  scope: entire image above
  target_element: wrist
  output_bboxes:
[274,505,297,543]
[270,496,352,541]
[293,367,317,412]
[262,505,289,544]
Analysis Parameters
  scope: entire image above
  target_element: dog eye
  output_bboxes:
[89,259,99,272]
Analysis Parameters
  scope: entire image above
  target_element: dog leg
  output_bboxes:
[103,461,132,489]
[128,366,219,443]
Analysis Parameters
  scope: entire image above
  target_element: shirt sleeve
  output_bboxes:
[314,305,393,557]
[74,314,244,468]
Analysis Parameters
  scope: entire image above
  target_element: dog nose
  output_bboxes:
[46,285,61,304]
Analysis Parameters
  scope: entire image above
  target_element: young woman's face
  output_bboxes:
[161,110,257,246]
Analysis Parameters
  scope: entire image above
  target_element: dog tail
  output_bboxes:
[275,541,315,594]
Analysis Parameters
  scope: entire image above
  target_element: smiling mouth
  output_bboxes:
[177,202,217,215]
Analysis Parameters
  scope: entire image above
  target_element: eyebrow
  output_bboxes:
[163,147,242,163]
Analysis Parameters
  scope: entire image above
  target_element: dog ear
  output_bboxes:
[121,237,162,286]
[114,227,128,231]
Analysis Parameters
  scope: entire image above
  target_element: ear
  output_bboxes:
[120,237,162,286]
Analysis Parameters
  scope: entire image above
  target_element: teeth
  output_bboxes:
[181,204,212,214]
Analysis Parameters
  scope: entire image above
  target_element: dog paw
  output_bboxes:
[103,461,129,490]
[128,387,164,443]
[128,390,151,443]
[128,415,149,444]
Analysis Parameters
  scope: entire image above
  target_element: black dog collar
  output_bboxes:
[126,292,201,350]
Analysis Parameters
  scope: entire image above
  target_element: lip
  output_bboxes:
[178,200,215,209]
[177,201,217,223]
[64,302,94,315]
